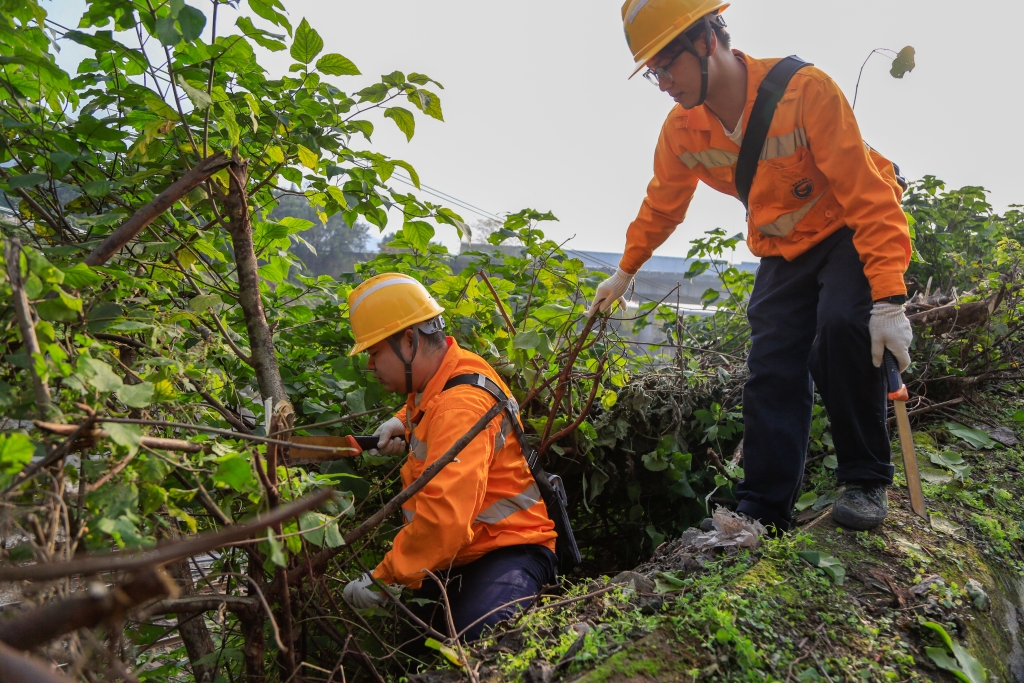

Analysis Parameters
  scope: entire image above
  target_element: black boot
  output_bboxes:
[832,483,888,530]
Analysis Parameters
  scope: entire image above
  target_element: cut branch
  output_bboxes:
[0,641,75,683]
[0,489,334,582]
[4,239,51,414]
[0,568,177,651]
[34,421,203,454]
[83,153,232,266]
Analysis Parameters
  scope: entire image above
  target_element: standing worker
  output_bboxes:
[590,0,914,532]
[341,273,558,640]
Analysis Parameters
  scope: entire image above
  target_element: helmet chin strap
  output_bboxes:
[674,15,714,106]
[387,328,420,395]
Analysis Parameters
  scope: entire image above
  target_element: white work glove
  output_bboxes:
[586,268,634,318]
[343,573,400,609]
[869,302,913,372]
[371,416,406,456]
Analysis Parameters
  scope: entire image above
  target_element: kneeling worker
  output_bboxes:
[342,273,558,640]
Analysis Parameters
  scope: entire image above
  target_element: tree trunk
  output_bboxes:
[222,158,291,414]
[4,239,51,415]
[162,517,217,683]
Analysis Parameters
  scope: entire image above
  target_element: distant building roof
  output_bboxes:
[563,249,758,274]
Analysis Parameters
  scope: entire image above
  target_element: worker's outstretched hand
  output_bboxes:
[371,416,407,456]
[869,302,913,372]
[343,573,401,609]
[586,268,634,318]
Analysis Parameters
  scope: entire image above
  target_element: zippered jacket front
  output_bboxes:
[621,52,911,301]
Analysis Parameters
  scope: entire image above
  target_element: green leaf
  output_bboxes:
[600,389,617,411]
[794,491,818,511]
[219,112,240,147]
[7,173,47,189]
[189,293,222,312]
[890,46,916,79]
[214,456,254,491]
[61,263,102,288]
[922,622,987,683]
[102,422,142,456]
[155,15,181,46]
[236,16,286,51]
[266,528,287,567]
[797,550,845,586]
[1013,410,1024,422]
[384,107,415,141]
[404,222,434,251]
[249,0,291,33]
[0,433,34,476]
[117,382,155,409]
[296,144,318,170]
[267,145,284,163]
[83,358,124,393]
[290,18,323,63]
[177,5,206,42]
[944,422,997,449]
[176,75,213,110]
[822,454,838,469]
[424,638,463,667]
[83,179,111,198]
[513,329,542,351]
[315,53,360,76]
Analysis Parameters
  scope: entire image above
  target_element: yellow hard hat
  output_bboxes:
[621,0,729,78]
[347,273,445,357]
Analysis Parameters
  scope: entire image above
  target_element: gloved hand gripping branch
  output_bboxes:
[586,268,634,318]
[343,573,403,609]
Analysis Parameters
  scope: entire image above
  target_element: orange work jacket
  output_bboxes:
[372,338,556,589]
[621,52,911,301]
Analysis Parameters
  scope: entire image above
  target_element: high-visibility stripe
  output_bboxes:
[627,0,651,24]
[679,149,738,170]
[403,508,414,523]
[474,482,542,525]
[679,128,807,172]
[760,127,807,161]
[756,192,825,237]
[494,415,512,452]
[410,433,428,461]
[350,275,418,315]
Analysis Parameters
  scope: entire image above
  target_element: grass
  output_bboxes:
[439,398,1024,682]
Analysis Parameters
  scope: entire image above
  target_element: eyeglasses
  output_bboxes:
[642,49,684,87]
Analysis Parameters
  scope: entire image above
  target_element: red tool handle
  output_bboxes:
[883,349,909,401]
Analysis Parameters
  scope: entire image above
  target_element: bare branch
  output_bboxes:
[4,239,51,413]
[0,489,334,582]
[82,153,232,267]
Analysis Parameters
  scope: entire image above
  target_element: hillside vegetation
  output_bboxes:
[0,1,1022,682]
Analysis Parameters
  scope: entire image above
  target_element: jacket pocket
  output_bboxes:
[749,147,829,237]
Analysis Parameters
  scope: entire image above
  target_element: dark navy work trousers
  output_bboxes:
[409,544,557,642]
[734,228,894,531]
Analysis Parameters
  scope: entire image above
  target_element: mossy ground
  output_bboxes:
[418,401,1024,683]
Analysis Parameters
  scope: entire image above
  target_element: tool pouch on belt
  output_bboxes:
[443,374,582,574]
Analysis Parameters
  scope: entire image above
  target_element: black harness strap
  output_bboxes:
[443,373,538,470]
[442,373,581,573]
[734,55,812,211]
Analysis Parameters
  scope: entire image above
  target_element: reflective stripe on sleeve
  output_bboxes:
[474,482,542,525]
[755,192,825,237]
[403,508,415,523]
[494,415,513,452]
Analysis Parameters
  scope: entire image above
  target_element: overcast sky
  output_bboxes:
[52,0,1024,264]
